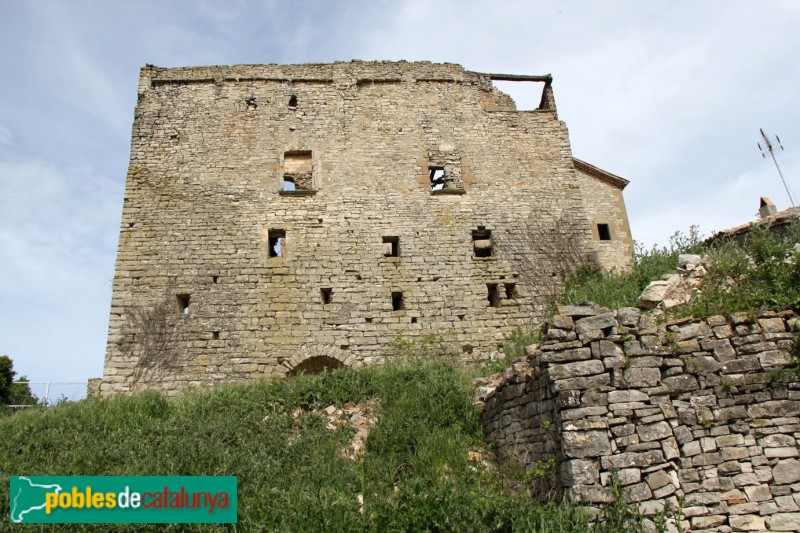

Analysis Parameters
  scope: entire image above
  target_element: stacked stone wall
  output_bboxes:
[481,304,800,531]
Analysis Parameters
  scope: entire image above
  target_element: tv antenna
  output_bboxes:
[758,128,795,207]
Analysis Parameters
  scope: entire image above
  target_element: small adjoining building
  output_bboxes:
[98,61,633,395]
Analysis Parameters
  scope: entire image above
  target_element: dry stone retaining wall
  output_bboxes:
[480,304,800,532]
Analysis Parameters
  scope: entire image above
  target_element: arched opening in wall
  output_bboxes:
[288,356,344,377]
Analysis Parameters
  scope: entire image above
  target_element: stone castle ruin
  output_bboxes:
[98,61,633,395]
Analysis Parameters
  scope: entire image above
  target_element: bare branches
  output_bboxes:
[119,287,182,385]
[503,214,600,312]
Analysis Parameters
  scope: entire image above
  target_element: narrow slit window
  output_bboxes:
[382,236,400,257]
[597,223,611,241]
[321,288,332,305]
[177,294,191,315]
[473,227,493,257]
[392,291,404,311]
[269,229,286,257]
[212,276,219,284]
[504,283,517,300]
[487,284,499,308]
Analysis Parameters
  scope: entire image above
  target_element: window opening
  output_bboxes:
[487,284,499,308]
[321,288,332,305]
[177,294,191,315]
[392,291,404,311]
[212,331,220,340]
[473,227,493,257]
[212,276,219,284]
[597,223,611,241]
[504,283,517,300]
[288,95,298,107]
[490,80,547,111]
[283,151,313,192]
[269,229,286,257]
[429,167,445,191]
[382,236,400,257]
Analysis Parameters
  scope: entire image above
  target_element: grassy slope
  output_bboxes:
[1,361,593,532]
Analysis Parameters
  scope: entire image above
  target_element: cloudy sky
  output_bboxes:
[1,0,798,385]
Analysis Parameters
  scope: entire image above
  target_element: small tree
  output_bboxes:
[0,355,37,406]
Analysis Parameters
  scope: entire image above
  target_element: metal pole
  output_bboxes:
[761,129,796,207]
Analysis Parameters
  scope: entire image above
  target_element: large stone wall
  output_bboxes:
[100,61,633,395]
[481,304,800,532]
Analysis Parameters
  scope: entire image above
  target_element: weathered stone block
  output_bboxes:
[548,360,606,381]
[772,458,800,484]
[662,374,699,394]
[574,313,616,335]
[729,514,766,531]
[767,513,800,532]
[561,459,599,485]
[540,347,592,363]
[563,430,612,458]
[636,421,672,442]
[600,450,664,470]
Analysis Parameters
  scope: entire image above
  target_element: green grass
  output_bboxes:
[562,227,703,310]
[1,360,604,532]
[562,222,800,318]
[683,222,800,318]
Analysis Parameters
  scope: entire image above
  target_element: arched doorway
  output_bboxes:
[287,356,344,377]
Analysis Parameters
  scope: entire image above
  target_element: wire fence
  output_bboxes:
[8,381,88,408]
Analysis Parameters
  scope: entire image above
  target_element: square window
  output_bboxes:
[269,229,286,257]
[597,224,611,241]
[282,151,313,193]
[504,283,517,300]
[392,291,404,311]
[382,236,400,257]
[177,294,191,315]
[473,227,493,257]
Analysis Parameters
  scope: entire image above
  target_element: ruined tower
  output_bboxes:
[99,61,633,395]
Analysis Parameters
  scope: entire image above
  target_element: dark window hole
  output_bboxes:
[177,294,191,315]
[392,291,404,311]
[321,288,332,305]
[487,284,499,308]
[597,223,611,241]
[505,283,517,300]
[212,331,220,340]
